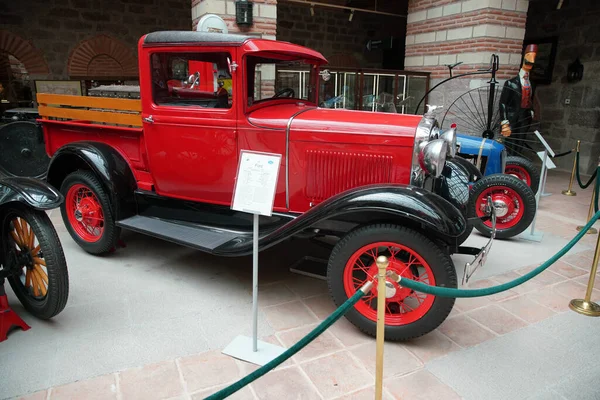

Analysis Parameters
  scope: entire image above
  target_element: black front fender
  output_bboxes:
[46,142,137,219]
[215,184,466,255]
[434,159,471,216]
[0,177,63,210]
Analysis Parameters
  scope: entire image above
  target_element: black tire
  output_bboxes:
[327,224,457,341]
[468,174,536,239]
[505,156,540,194]
[60,170,119,255]
[2,204,69,319]
[453,156,483,182]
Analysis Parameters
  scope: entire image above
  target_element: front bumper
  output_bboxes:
[458,196,497,285]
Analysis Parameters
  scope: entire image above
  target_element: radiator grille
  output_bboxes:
[306,150,393,203]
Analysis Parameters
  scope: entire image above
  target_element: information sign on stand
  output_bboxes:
[534,130,556,197]
[520,130,555,242]
[223,150,286,366]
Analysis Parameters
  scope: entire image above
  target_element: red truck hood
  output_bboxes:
[247,103,421,146]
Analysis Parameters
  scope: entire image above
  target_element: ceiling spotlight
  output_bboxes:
[310,4,314,16]
[556,0,564,9]
[349,9,354,21]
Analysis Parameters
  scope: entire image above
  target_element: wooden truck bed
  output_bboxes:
[36,94,150,181]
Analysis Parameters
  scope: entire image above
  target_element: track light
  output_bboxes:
[349,9,354,21]
[310,4,314,16]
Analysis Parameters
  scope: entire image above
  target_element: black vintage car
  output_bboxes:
[0,177,69,323]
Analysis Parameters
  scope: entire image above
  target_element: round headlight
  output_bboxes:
[440,128,457,158]
[418,139,447,178]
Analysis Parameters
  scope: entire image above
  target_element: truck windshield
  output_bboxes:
[246,55,317,106]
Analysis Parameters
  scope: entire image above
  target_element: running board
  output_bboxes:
[116,215,242,252]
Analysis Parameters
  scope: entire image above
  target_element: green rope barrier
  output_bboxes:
[204,286,369,400]
[397,210,600,298]
[575,151,597,189]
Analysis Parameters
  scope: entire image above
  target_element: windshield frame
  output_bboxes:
[243,52,320,114]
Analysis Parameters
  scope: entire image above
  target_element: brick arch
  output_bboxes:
[0,30,49,74]
[68,35,137,78]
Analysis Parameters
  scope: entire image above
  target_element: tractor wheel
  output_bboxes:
[327,224,457,341]
[469,174,536,239]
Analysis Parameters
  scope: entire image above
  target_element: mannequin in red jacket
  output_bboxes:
[499,44,538,138]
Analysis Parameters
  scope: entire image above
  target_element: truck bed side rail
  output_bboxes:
[36,94,143,127]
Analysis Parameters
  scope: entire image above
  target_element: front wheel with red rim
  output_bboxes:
[469,174,536,239]
[327,224,457,341]
[60,170,119,255]
[504,156,540,194]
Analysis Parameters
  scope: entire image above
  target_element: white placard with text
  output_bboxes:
[231,150,281,217]
[534,130,555,157]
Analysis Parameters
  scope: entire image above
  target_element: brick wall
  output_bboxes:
[1,0,190,79]
[525,0,600,174]
[277,3,407,69]
[405,0,529,121]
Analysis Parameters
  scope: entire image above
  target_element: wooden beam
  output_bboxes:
[37,93,142,112]
[38,105,143,127]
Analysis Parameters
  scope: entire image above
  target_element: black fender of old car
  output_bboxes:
[213,184,467,256]
[0,177,63,211]
[46,142,137,220]
[432,158,471,216]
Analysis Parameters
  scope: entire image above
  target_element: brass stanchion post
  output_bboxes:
[562,140,579,196]
[375,256,388,400]
[569,229,600,316]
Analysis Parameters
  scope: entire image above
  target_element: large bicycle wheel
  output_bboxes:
[440,85,542,160]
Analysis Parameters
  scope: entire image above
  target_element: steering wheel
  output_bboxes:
[273,88,295,98]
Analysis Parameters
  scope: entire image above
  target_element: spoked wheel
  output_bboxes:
[504,156,540,194]
[440,85,541,159]
[468,174,536,239]
[328,225,456,341]
[60,170,118,255]
[2,205,69,319]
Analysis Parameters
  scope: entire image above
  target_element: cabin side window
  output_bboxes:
[150,51,233,109]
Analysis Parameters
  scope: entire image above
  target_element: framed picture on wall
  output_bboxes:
[521,37,558,85]
[34,80,83,96]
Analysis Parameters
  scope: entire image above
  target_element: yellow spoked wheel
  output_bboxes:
[3,205,69,319]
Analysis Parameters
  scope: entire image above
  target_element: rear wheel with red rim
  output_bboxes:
[504,156,540,194]
[60,170,119,255]
[468,174,536,239]
[327,224,457,341]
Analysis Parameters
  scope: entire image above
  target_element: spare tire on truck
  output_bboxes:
[0,121,50,179]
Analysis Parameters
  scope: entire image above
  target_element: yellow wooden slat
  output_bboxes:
[37,93,142,112]
[38,105,143,127]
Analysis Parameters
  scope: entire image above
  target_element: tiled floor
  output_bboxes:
[6,170,600,400]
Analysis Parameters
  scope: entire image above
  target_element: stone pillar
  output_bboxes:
[404,0,529,116]
[191,0,277,40]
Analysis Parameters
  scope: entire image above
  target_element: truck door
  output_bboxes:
[141,49,238,205]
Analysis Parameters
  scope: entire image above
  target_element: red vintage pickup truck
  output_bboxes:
[36,31,500,341]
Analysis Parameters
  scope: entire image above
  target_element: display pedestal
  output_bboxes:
[223,151,285,366]
[223,335,286,366]
[0,280,30,342]
[520,131,555,243]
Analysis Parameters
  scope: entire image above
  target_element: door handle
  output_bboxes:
[143,115,154,123]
